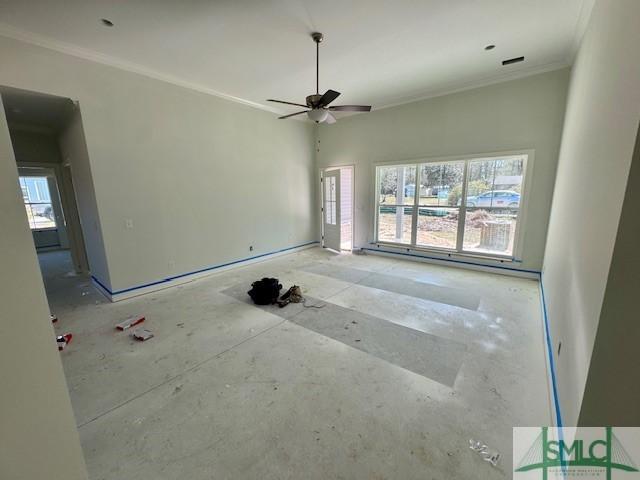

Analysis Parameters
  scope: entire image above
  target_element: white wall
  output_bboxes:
[0,36,317,296]
[578,125,640,425]
[57,108,112,288]
[542,0,640,426]
[0,98,87,480]
[317,69,569,272]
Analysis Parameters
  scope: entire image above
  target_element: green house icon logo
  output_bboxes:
[516,427,638,479]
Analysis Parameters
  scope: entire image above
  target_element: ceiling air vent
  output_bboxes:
[502,56,524,66]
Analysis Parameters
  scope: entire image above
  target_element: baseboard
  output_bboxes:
[91,241,319,302]
[361,247,540,279]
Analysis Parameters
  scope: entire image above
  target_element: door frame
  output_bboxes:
[319,164,355,251]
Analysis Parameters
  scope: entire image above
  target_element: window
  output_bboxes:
[375,154,527,258]
[377,165,416,244]
[19,176,57,230]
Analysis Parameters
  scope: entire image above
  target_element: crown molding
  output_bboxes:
[566,0,596,63]
[0,22,290,117]
[373,60,570,112]
[0,21,574,122]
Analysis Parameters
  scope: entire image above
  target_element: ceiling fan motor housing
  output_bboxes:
[306,94,323,108]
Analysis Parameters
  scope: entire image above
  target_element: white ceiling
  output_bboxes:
[0,0,593,115]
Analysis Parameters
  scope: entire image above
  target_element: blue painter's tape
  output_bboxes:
[91,240,563,429]
[363,245,563,427]
[91,240,319,296]
[361,247,540,275]
[539,277,563,428]
[91,275,112,294]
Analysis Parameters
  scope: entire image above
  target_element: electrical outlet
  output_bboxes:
[125,219,134,229]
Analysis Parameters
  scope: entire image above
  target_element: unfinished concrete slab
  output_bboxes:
[44,247,551,479]
[300,262,481,310]
[223,286,467,386]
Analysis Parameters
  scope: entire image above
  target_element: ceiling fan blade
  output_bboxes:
[268,99,309,108]
[278,110,308,119]
[325,112,336,124]
[329,105,372,112]
[316,89,341,107]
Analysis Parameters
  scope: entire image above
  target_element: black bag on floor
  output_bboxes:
[248,277,282,305]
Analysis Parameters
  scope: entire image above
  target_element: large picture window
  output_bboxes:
[19,176,57,230]
[375,154,527,258]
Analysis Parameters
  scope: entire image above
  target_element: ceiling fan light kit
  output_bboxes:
[307,109,329,122]
[267,32,372,124]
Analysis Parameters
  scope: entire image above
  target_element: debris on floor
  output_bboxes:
[50,314,58,324]
[57,333,73,351]
[278,285,303,307]
[248,277,282,305]
[277,284,325,309]
[469,439,500,467]
[116,315,145,331]
[132,327,154,341]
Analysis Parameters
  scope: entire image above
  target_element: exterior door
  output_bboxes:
[322,169,341,251]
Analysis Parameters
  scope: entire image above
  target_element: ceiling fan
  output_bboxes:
[267,32,371,124]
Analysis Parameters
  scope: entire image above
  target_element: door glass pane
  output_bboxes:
[462,155,525,255]
[378,165,416,206]
[416,161,464,249]
[325,176,337,225]
[377,206,413,244]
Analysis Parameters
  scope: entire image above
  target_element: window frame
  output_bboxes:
[374,150,533,261]
[19,175,58,231]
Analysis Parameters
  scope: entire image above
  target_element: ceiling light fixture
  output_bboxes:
[101,18,114,27]
[307,109,329,123]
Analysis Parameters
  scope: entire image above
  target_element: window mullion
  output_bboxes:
[411,164,419,246]
[456,160,470,251]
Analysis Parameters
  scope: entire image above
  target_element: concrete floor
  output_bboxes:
[42,247,552,479]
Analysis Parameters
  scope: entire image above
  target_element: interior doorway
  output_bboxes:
[1,86,90,282]
[321,165,354,252]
